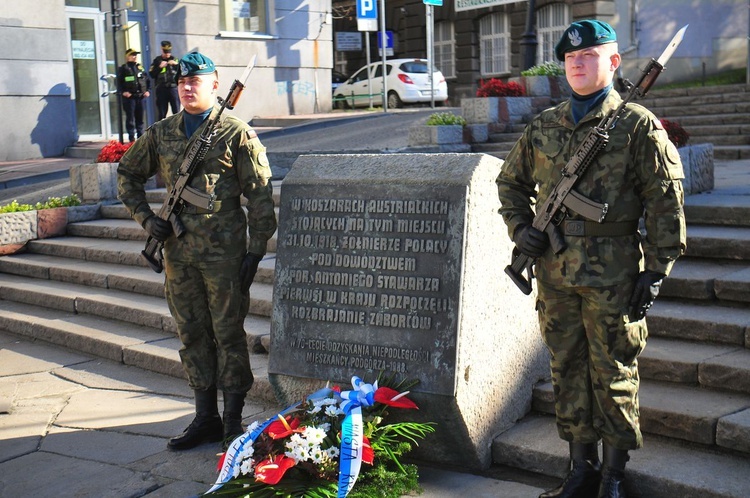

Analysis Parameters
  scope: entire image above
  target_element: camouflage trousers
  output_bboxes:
[537,280,647,450]
[164,256,254,394]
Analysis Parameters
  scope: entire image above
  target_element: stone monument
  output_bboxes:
[269,153,548,470]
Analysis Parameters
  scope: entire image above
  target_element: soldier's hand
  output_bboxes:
[239,253,263,293]
[513,224,549,258]
[142,215,172,242]
[629,270,666,320]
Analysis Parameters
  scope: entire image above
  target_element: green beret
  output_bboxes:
[179,52,216,77]
[555,20,617,61]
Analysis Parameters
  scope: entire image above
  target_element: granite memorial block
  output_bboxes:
[269,153,548,469]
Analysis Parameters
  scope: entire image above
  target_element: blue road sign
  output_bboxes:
[424,0,443,5]
[377,30,394,49]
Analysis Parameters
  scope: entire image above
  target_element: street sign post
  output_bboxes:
[423,0,441,108]
[377,30,394,57]
[356,0,377,32]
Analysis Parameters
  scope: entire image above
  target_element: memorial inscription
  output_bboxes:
[271,183,465,395]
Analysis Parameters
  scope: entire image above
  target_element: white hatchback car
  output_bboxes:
[333,59,448,109]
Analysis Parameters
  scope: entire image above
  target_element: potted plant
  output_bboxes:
[510,61,571,98]
[461,78,532,126]
[409,112,467,146]
[0,195,81,255]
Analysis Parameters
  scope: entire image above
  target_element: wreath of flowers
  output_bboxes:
[205,374,436,498]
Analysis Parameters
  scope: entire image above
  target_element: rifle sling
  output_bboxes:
[562,219,638,237]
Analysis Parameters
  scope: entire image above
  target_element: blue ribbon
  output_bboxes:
[336,376,376,497]
[206,403,298,494]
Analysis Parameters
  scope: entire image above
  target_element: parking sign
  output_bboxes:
[356,0,378,32]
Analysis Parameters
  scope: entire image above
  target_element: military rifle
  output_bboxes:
[141,55,257,273]
[505,26,688,295]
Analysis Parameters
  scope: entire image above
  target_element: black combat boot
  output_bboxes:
[167,388,223,451]
[222,392,246,449]
[539,442,601,498]
[598,444,629,498]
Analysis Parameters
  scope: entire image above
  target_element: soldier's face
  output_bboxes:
[564,44,620,96]
[178,73,218,114]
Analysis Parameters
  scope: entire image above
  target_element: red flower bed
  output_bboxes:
[96,140,133,163]
[476,78,526,97]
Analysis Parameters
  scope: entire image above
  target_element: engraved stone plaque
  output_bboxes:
[269,153,548,469]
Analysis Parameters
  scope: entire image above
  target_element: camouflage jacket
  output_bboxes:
[117,105,277,262]
[497,89,686,287]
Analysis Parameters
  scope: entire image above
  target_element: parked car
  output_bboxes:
[331,70,348,92]
[332,58,448,109]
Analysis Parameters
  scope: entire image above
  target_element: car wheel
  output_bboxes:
[387,91,403,109]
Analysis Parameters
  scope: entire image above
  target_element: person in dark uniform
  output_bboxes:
[117,48,150,142]
[149,40,180,120]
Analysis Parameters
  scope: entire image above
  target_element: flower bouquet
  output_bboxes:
[96,140,133,163]
[205,374,436,497]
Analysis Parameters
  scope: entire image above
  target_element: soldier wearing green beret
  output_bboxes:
[117,51,277,451]
[497,20,686,498]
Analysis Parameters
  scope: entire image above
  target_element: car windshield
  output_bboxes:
[399,61,428,74]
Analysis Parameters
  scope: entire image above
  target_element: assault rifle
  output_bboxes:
[141,55,257,273]
[505,26,688,295]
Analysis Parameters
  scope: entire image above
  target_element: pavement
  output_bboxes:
[1,110,749,497]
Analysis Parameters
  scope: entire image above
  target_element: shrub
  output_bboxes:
[476,79,526,97]
[96,140,133,163]
[660,119,690,148]
[0,195,81,213]
[425,112,467,126]
[521,61,565,77]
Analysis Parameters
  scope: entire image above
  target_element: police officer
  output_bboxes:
[117,52,277,451]
[496,20,686,498]
[149,40,180,120]
[117,48,150,142]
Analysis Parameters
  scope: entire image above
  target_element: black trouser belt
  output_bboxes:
[181,197,242,215]
[563,219,639,237]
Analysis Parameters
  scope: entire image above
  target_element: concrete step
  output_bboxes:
[532,380,750,454]
[0,271,274,328]
[714,145,750,160]
[661,257,750,303]
[684,193,750,227]
[646,84,750,99]
[492,414,750,498]
[647,299,750,347]
[669,113,750,127]
[685,225,750,260]
[640,336,750,395]
[0,299,276,404]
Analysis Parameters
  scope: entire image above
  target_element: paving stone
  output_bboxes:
[42,426,166,465]
[715,266,750,303]
[699,348,750,394]
[716,408,750,454]
[639,337,738,384]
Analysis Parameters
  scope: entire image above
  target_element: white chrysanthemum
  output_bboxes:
[319,422,332,433]
[303,426,327,445]
[240,458,255,475]
[326,446,340,459]
[324,405,341,417]
[311,448,326,464]
[238,444,255,459]
[247,420,260,432]
[308,404,322,414]
[285,445,308,463]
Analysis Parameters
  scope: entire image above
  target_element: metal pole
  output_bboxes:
[111,0,124,143]
[747,0,749,85]
[427,4,434,108]
[380,0,387,112]
[366,34,373,108]
[519,0,537,71]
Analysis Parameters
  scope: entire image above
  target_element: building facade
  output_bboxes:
[332,0,748,105]
[1,0,333,161]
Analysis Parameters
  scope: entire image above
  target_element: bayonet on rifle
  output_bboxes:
[504,25,688,295]
[141,55,257,273]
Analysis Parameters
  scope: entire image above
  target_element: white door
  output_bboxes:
[66,8,113,141]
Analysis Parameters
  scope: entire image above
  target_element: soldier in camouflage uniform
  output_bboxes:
[497,21,686,498]
[117,52,277,451]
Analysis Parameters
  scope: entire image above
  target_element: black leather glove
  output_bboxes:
[142,215,172,242]
[513,224,550,258]
[629,270,666,320]
[239,253,263,293]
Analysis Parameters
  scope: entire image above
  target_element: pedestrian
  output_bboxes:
[117,52,277,451]
[149,40,180,120]
[117,48,150,142]
[496,20,686,498]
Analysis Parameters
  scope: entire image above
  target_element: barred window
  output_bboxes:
[434,21,455,79]
[479,13,510,76]
[536,3,570,65]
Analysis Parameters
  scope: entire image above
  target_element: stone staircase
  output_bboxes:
[491,166,750,496]
[471,83,750,161]
[0,188,281,404]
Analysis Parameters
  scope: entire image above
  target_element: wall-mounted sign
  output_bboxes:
[455,0,516,12]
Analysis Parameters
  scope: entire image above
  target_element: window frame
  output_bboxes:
[218,0,277,39]
[434,21,455,79]
[479,13,510,77]
[536,3,570,65]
